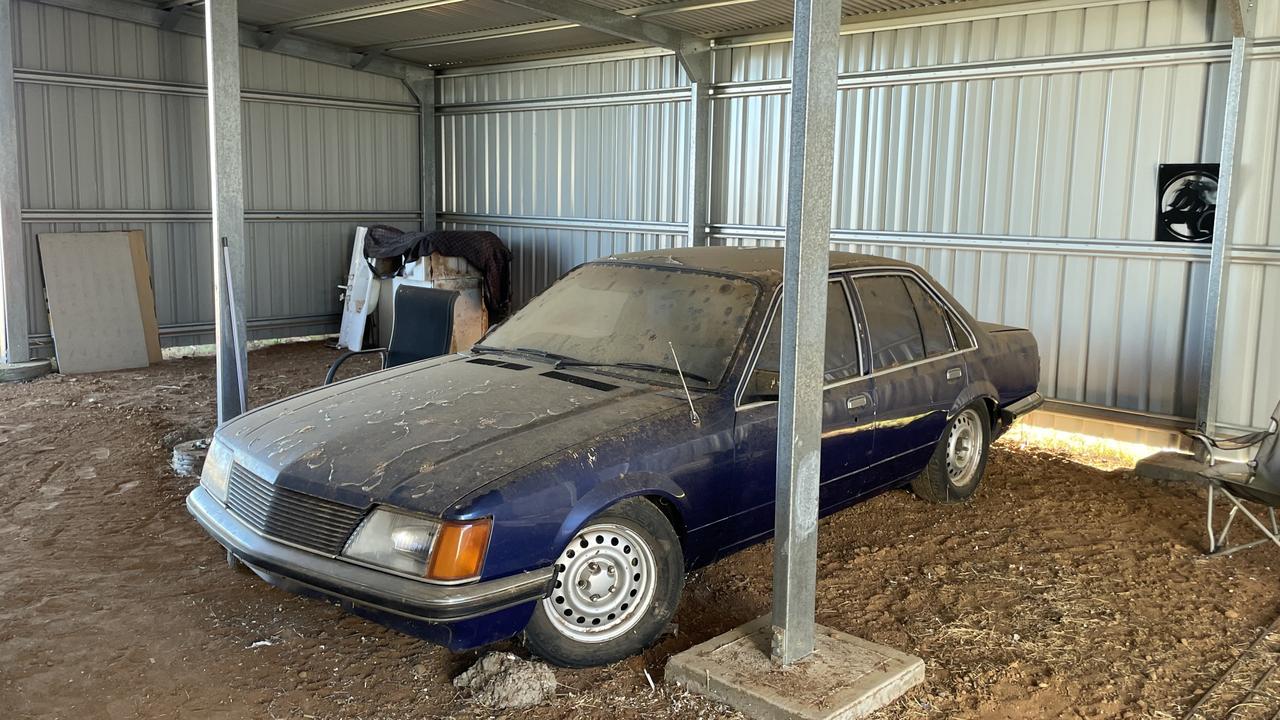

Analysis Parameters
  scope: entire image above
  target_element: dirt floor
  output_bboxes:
[2,341,1277,720]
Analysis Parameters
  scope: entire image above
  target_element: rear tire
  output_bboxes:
[524,498,684,668]
[911,402,991,504]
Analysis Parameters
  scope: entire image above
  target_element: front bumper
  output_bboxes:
[186,486,554,623]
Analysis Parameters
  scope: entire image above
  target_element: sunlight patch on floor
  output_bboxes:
[997,423,1165,471]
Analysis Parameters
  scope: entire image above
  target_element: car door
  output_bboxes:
[720,278,876,555]
[849,273,968,489]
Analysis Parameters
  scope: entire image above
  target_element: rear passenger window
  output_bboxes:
[824,281,860,381]
[948,313,974,350]
[853,276,925,370]
[904,279,955,357]
[751,280,862,386]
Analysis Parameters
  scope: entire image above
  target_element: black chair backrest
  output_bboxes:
[1253,401,1280,502]
[386,284,458,369]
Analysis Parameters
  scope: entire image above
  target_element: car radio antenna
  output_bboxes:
[668,341,701,427]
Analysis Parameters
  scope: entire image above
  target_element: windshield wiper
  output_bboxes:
[513,347,587,363]
[554,359,711,386]
[471,345,585,364]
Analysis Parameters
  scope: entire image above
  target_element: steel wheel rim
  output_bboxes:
[542,522,657,643]
[946,409,982,487]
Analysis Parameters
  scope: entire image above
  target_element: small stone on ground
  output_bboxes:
[454,652,557,709]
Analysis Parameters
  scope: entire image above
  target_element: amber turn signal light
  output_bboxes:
[427,519,492,582]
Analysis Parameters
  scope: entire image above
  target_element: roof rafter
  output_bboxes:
[260,0,464,33]
[487,0,710,63]
[367,20,580,52]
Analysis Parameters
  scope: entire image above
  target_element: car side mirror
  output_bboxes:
[743,368,780,404]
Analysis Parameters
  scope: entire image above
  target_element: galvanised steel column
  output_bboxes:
[0,0,29,363]
[771,0,840,666]
[405,70,437,232]
[205,0,249,423]
[1196,0,1255,433]
[683,50,712,247]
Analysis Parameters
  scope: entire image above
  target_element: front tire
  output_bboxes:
[524,498,684,667]
[911,402,991,504]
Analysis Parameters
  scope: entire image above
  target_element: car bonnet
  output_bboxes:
[217,354,683,515]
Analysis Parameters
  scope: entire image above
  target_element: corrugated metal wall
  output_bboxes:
[1214,0,1280,430]
[437,0,1280,429]
[10,0,421,350]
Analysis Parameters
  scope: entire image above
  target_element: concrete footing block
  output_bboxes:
[0,359,52,382]
[1135,450,1210,485]
[666,616,924,720]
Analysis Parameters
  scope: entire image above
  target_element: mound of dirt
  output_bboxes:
[455,652,558,708]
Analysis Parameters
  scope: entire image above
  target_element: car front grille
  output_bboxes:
[226,464,366,555]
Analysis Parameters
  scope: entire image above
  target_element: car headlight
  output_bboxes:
[343,508,491,582]
[201,439,234,503]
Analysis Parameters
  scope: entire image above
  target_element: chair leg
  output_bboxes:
[1204,481,1280,557]
[1207,485,1217,554]
[1224,492,1280,549]
[1218,506,1239,551]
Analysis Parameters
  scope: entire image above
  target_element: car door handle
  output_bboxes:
[846,393,870,412]
[946,367,963,381]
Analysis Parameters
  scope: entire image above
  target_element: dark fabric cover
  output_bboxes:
[364,225,512,321]
[385,285,458,369]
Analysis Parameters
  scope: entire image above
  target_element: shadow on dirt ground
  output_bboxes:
[1,341,1276,719]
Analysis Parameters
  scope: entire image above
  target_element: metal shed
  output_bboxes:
[0,0,1275,439]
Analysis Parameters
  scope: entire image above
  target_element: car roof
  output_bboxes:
[592,247,915,284]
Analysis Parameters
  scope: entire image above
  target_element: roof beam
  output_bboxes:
[32,0,429,79]
[363,19,580,52]
[486,0,710,57]
[260,0,464,32]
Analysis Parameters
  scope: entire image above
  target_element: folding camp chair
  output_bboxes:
[325,284,458,385]
[1183,400,1280,556]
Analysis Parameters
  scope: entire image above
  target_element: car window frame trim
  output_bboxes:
[734,265,977,411]
[733,270,867,410]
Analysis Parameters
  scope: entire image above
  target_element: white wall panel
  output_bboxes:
[1208,53,1280,430]
[435,0,1268,426]
[21,219,359,351]
[10,0,421,351]
[10,0,411,101]
[439,101,688,223]
[717,0,1222,83]
[438,53,684,105]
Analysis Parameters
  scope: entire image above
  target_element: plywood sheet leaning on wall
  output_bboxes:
[37,231,161,374]
[127,231,163,364]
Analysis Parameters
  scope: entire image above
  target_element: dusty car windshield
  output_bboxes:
[481,263,759,386]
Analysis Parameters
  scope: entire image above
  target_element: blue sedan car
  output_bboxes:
[188,248,1042,667]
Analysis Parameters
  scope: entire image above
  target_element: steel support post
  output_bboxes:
[206,0,249,423]
[405,71,438,232]
[1196,0,1255,433]
[771,0,841,666]
[0,0,28,363]
[684,51,712,247]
